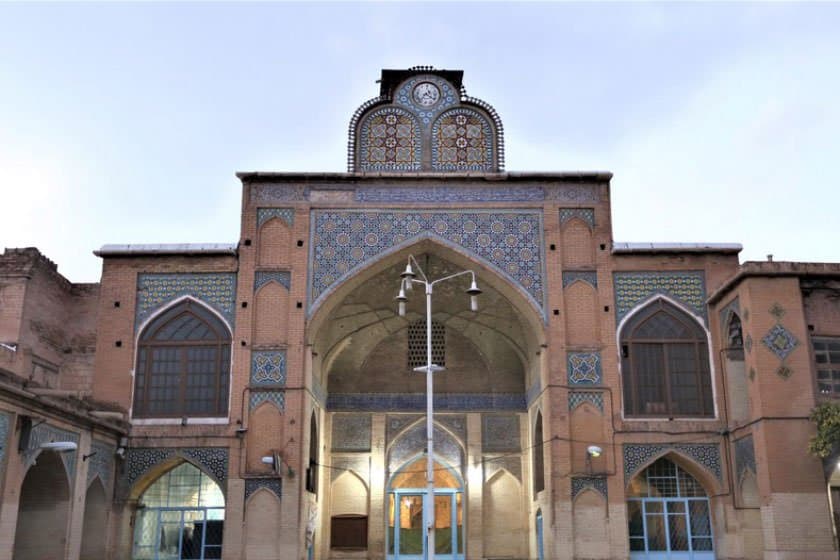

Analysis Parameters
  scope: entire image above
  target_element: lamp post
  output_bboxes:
[395,255,481,560]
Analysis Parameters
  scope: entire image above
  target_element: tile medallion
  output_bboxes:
[331,414,372,452]
[559,208,595,229]
[250,390,285,412]
[256,207,295,228]
[245,478,282,501]
[254,271,291,292]
[568,391,604,412]
[769,303,786,320]
[614,271,707,325]
[136,273,236,331]
[309,210,544,314]
[623,443,721,481]
[571,476,607,500]
[562,271,597,289]
[761,324,799,361]
[431,108,495,172]
[482,414,521,452]
[251,350,287,386]
[567,352,602,385]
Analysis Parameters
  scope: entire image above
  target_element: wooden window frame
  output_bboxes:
[814,337,840,397]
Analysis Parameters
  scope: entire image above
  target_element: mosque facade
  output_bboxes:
[1,67,840,559]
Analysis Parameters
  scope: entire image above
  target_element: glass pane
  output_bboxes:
[692,536,714,551]
[388,494,395,554]
[645,513,667,551]
[456,492,463,553]
[629,537,646,551]
[645,501,663,514]
[633,343,667,415]
[435,495,452,554]
[132,509,159,559]
[627,501,644,537]
[399,495,424,555]
[158,510,183,559]
[689,500,712,537]
[667,501,685,513]
[668,510,689,551]
[668,343,701,415]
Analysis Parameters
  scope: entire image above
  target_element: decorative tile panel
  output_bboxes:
[330,456,370,483]
[567,352,602,385]
[254,271,290,292]
[568,391,604,412]
[482,414,520,452]
[571,476,607,500]
[355,185,545,203]
[257,207,295,228]
[545,185,600,203]
[124,447,230,490]
[136,273,236,331]
[331,414,372,452]
[25,423,79,480]
[563,271,597,289]
[87,440,115,488]
[559,208,595,229]
[484,455,522,483]
[393,74,459,125]
[245,478,282,501]
[250,184,309,203]
[386,415,423,446]
[310,210,544,313]
[718,297,740,327]
[776,365,793,379]
[250,390,285,412]
[328,393,525,412]
[762,324,799,361]
[251,350,287,386]
[745,334,753,354]
[358,107,422,172]
[623,443,721,481]
[614,271,707,324]
[431,109,494,172]
[388,423,462,474]
[734,435,756,480]
[769,303,786,320]
[0,412,10,470]
[437,415,467,444]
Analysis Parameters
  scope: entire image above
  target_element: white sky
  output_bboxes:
[1,2,838,283]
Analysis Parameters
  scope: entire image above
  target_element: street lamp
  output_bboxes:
[395,255,481,560]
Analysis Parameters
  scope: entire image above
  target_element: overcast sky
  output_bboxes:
[2,2,838,283]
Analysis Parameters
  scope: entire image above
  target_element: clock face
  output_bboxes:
[412,82,441,107]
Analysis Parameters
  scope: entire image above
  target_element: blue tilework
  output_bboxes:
[393,74,459,125]
[254,271,290,292]
[482,415,520,452]
[571,476,607,500]
[257,207,295,228]
[87,440,115,488]
[331,414,372,452]
[734,435,756,480]
[25,423,79,480]
[623,443,722,481]
[614,271,707,324]
[136,273,236,331]
[250,184,309,203]
[568,391,604,412]
[762,324,799,361]
[358,107,423,172]
[327,393,526,412]
[559,208,595,229]
[250,390,285,412]
[309,210,544,313]
[245,478,282,501]
[431,108,495,172]
[355,185,544,202]
[251,350,286,386]
[563,271,597,289]
[0,412,10,471]
[567,352,602,385]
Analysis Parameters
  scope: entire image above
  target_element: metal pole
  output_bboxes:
[425,282,436,560]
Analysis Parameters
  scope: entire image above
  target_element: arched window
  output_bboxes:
[533,411,545,494]
[621,300,713,418]
[134,301,231,418]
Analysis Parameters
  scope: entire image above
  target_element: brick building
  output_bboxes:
[1,67,840,559]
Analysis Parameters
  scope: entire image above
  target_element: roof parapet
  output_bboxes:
[94,243,238,257]
[612,242,742,255]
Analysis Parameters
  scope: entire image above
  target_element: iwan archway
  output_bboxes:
[307,241,544,559]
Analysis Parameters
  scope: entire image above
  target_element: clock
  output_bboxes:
[412,82,441,107]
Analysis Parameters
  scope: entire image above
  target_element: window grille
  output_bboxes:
[407,320,445,369]
[814,338,840,395]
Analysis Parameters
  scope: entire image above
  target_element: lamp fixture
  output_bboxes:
[586,445,602,458]
[39,441,78,453]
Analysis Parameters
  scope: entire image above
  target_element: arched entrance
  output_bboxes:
[132,462,225,560]
[627,457,714,559]
[387,457,464,560]
[80,478,108,559]
[13,450,71,560]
